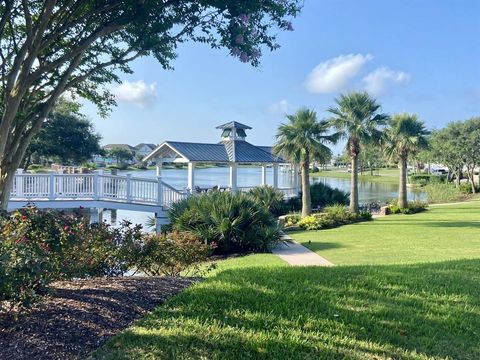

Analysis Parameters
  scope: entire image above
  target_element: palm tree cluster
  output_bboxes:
[274,91,429,217]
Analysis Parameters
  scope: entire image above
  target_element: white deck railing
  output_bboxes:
[10,173,298,209]
[10,173,188,208]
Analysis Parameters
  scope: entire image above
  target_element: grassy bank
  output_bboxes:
[311,168,400,185]
[292,200,480,265]
[94,257,480,359]
[93,201,480,359]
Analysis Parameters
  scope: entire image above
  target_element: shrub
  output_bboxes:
[424,184,466,203]
[169,191,280,254]
[284,213,301,226]
[126,231,214,277]
[310,183,349,209]
[458,183,480,194]
[0,207,142,314]
[247,186,286,216]
[409,174,447,186]
[297,215,321,230]
[386,199,428,214]
[294,206,371,231]
[287,183,349,213]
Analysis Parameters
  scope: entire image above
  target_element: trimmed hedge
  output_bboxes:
[284,205,371,231]
[409,174,447,186]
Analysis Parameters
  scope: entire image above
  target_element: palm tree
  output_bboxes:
[385,113,429,209]
[273,108,338,217]
[327,92,389,213]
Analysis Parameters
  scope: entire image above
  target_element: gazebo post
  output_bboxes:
[229,162,238,192]
[261,165,267,186]
[187,162,196,193]
[155,157,163,177]
[293,164,300,194]
[273,163,279,189]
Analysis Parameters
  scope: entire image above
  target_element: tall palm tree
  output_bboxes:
[385,113,429,209]
[274,108,338,217]
[327,92,389,213]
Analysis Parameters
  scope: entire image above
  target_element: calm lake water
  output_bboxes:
[102,167,424,227]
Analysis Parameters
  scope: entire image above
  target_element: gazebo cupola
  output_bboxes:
[216,121,252,142]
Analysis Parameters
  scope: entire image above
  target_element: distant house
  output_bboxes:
[134,143,157,159]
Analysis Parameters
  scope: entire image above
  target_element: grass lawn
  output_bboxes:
[292,200,480,265]
[93,201,480,359]
[311,168,400,185]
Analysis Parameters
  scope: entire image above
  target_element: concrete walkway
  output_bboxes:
[272,233,334,266]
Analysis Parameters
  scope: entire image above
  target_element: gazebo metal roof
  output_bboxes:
[215,121,252,130]
[144,140,283,163]
[144,121,284,164]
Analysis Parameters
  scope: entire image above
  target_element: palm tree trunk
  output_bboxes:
[398,155,408,208]
[301,160,312,217]
[350,155,359,213]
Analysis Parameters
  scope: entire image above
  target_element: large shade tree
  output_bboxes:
[23,99,102,168]
[327,92,388,213]
[0,0,301,209]
[385,113,429,208]
[273,108,338,217]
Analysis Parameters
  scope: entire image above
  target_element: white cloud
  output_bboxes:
[363,67,411,96]
[305,54,373,93]
[268,99,291,114]
[113,80,157,107]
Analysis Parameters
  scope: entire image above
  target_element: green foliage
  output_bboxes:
[125,231,214,277]
[386,199,428,214]
[284,213,301,227]
[284,183,349,214]
[273,109,337,164]
[24,99,103,167]
[310,183,349,208]
[458,183,479,194]
[409,174,447,186]
[424,184,466,203]
[0,207,142,314]
[106,147,135,167]
[384,113,430,161]
[169,191,280,253]
[247,186,286,216]
[273,108,339,215]
[327,91,389,212]
[292,205,371,231]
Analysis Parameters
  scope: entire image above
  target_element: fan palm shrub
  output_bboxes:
[247,186,286,216]
[274,108,338,217]
[168,191,280,253]
[328,92,388,213]
[385,113,429,208]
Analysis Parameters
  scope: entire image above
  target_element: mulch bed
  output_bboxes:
[0,276,197,360]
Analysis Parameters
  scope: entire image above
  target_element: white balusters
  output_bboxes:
[10,173,187,208]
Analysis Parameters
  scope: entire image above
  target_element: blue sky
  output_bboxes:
[84,0,480,155]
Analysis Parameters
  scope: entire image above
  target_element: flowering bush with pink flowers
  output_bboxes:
[0,207,142,314]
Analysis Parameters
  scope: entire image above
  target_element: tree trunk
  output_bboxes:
[0,162,20,210]
[301,160,312,217]
[469,169,476,194]
[456,167,461,187]
[398,154,408,209]
[22,154,32,171]
[350,155,359,214]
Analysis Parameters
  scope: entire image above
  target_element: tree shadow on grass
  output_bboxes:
[302,241,344,251]
[94,259,480,360]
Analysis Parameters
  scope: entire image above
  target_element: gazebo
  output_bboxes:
[143,121,299,196]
